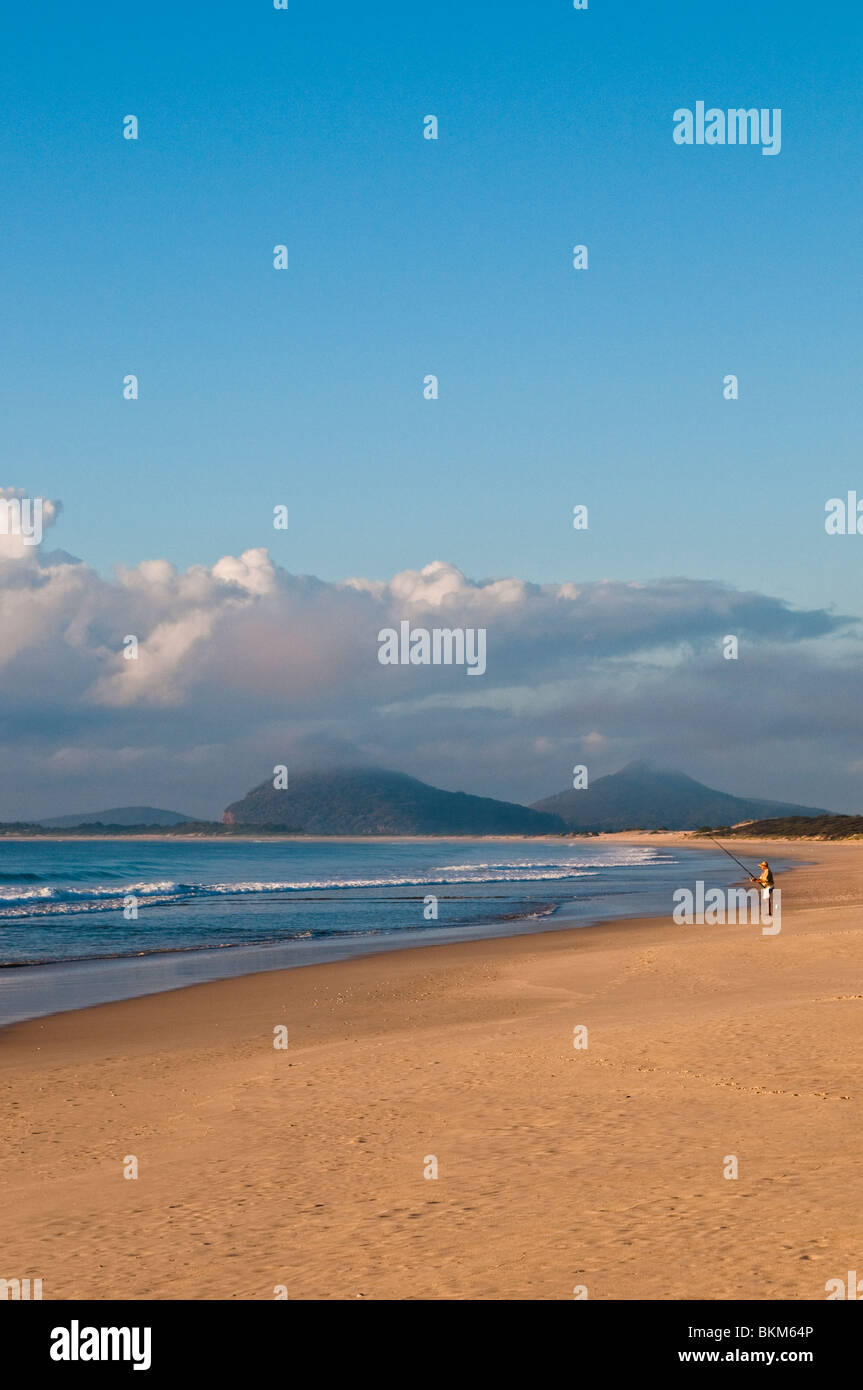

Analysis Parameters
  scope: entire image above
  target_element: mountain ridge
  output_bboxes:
[36,806,193,829]
[222,767,566,835]
[532,761,829,832]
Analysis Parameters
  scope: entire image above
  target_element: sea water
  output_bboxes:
[0,838,755,1024]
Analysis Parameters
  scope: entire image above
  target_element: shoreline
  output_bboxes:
[0,830,855,843]
[0,836,781,1026]
[6,839,857,1300]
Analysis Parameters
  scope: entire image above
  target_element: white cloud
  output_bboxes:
[0,539,857,819]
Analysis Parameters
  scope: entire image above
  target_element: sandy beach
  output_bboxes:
[2,837,862,1301]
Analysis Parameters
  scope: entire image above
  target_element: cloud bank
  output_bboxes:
[0,518,859,818]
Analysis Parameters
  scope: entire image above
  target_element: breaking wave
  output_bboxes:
[0,847,670,919]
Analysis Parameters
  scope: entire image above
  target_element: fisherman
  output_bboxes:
[751,860,774,917]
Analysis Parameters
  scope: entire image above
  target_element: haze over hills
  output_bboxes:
[222,768,566,836]
[532,761,830,832]
[36,806,193,829]
[26,765,833,836]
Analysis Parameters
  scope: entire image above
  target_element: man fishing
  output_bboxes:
[708,837,776,918]
[751,860,774,917]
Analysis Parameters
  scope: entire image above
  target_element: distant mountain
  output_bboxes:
[531,760,829,832]
[37,806,193,829]
[223,768,566,835]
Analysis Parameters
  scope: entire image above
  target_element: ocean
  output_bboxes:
[0,837,754,1024]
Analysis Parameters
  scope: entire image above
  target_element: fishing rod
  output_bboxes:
[707,834,757,880]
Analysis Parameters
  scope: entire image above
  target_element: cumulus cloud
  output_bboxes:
[0,540,858,819]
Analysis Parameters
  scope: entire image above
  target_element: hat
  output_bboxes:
[759,861,768,867]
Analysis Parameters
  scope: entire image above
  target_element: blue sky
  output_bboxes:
[1,1,862,818]
[2,0,861,608]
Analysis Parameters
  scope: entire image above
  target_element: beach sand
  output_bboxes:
[2,837,862,1301]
